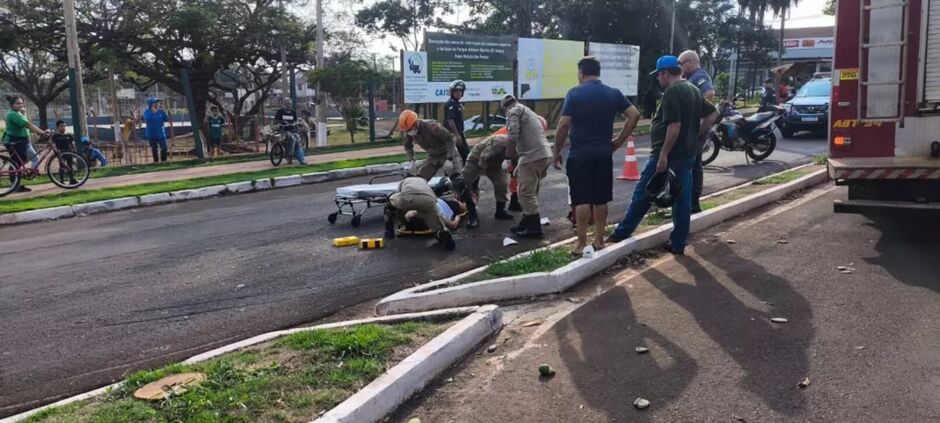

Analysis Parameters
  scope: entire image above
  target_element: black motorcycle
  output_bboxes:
[701,101,782,165]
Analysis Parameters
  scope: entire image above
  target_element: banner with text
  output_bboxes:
[588,42,640,97]
[517,38,584,100]
[401,32,514,103]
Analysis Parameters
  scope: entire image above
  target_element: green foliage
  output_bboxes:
[823,0,836,15]
[26,322,445,422]
[486,248,575,277]
[308,59,374,143]
[355,0,452,50]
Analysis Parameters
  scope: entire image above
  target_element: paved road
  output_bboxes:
[0,133,826,417]
[393,186,940,423]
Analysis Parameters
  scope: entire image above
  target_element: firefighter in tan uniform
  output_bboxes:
[398,110,463,180]
[462,134,514,226]
[385,177,462,250]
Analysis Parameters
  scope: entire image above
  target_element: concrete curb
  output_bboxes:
[0,306,492,423]
[374,168,830,315]
[0,159,431,226]
[315,305,503,423]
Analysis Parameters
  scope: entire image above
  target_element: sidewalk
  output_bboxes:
[392,186,927,422]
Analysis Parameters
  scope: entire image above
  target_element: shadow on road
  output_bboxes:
[648,242,814,416]
[865,216,940,292]
[558,285,697,422]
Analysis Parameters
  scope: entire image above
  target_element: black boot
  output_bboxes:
[515,214,544,238]
[510,214,532,234]
[508,193,522,211]
[436,229,456,250]
[494,202,514,220]
[465,195,479,229]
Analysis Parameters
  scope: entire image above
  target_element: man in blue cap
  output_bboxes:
[143,96,169,162]
[607,55,719,255]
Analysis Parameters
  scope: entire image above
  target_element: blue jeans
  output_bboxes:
[612,154,694,249]
[291,134,305,163]
[88,148,108,167]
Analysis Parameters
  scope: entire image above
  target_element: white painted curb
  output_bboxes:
[375,168,830,315]
[71,197,140,215]
[1,306,491,423]
[314,305,503,423]
[0,156,431,226]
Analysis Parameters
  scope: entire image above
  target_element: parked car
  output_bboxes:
[463,114,506,131]
[781,77,831,138]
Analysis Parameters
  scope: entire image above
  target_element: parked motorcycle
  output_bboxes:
[701,101,782,165]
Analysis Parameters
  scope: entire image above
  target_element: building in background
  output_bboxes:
[771,26,835,84]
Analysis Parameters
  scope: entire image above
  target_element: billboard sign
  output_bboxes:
[517,38,584,100]
[403,33,514,103]
[783,37,834,49]
[588,42,640,96]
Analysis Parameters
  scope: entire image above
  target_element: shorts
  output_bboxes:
[566,156,613,206]
[209,137,222,147]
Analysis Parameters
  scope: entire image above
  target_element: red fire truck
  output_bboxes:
[829,0,940,215]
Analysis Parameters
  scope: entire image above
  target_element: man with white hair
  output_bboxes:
[678,50,715,214]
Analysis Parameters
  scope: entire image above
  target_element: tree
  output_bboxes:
[308,58,372,143]
[0,0,100,129]
[79,0,313,142]
[355,0,452,51]
[823,0,835,15]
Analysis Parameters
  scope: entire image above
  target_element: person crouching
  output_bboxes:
[385,177,462,250]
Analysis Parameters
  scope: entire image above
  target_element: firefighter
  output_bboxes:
[501,95,553,238]
[461,133,515,226]
[385,177,460,250]
[398,109,464,180]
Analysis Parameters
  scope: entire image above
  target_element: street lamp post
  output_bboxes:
[315,0,327,147]
[669,0,677,54]
[63,0,87,152]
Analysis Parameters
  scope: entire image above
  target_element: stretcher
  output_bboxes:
[328,173,444,227]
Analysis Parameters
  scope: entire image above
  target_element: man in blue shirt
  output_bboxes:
[553,56,641,254]
[679,50,715,214]
[143,96,169,162]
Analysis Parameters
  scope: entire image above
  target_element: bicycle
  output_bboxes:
[0,134,90,196]
[269,123,301,166]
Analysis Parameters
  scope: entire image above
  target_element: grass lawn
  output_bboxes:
[751,166,816,185]
[0,153,424,214]
[484,247,575,278]
[24,321,449,423]
[89,138,404,180]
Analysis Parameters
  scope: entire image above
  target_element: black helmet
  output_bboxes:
[645,169,683,208]
[449,80,466,94]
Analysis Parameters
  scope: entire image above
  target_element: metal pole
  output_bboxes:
[279,0,289,102]
[368,72,376,143]
[315,0,327,147]
[669,0,677,54]
[180,67,206,159]
[63,0,87,153]
[108,70,127,164]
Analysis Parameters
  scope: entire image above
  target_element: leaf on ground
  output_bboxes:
[770,317,789,323]
[520,320,543,328]
[797,377,811,389]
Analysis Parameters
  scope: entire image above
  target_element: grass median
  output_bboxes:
[0,153,425,215]
[24,321,449,423]
[90,138,404,179]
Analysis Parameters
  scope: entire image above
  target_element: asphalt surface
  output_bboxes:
[0,132,827,417]
[394,186,940,422]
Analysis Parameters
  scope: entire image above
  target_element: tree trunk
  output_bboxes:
[36,101,50,130]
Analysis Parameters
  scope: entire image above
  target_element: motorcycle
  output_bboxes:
[701,101,783,165]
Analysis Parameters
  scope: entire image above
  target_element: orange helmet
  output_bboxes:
[399,110,419,132]
[537,115,548,131]
[494,127,509,135]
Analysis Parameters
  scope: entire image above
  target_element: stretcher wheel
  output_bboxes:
[351,215,362,228]
[328,213,338,224]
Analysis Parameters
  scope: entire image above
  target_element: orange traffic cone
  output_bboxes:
[616,136,641,181]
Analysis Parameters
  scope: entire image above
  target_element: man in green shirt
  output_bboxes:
[204,106,227,157]
[607,56,719,254]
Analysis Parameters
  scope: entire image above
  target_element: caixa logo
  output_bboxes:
[435,88,449,96]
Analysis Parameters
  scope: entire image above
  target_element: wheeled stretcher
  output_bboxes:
[328,173,445,227]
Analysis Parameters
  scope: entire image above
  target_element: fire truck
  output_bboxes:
[829,0,940,215]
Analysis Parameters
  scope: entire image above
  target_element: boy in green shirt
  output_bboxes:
[204,106,227,157]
